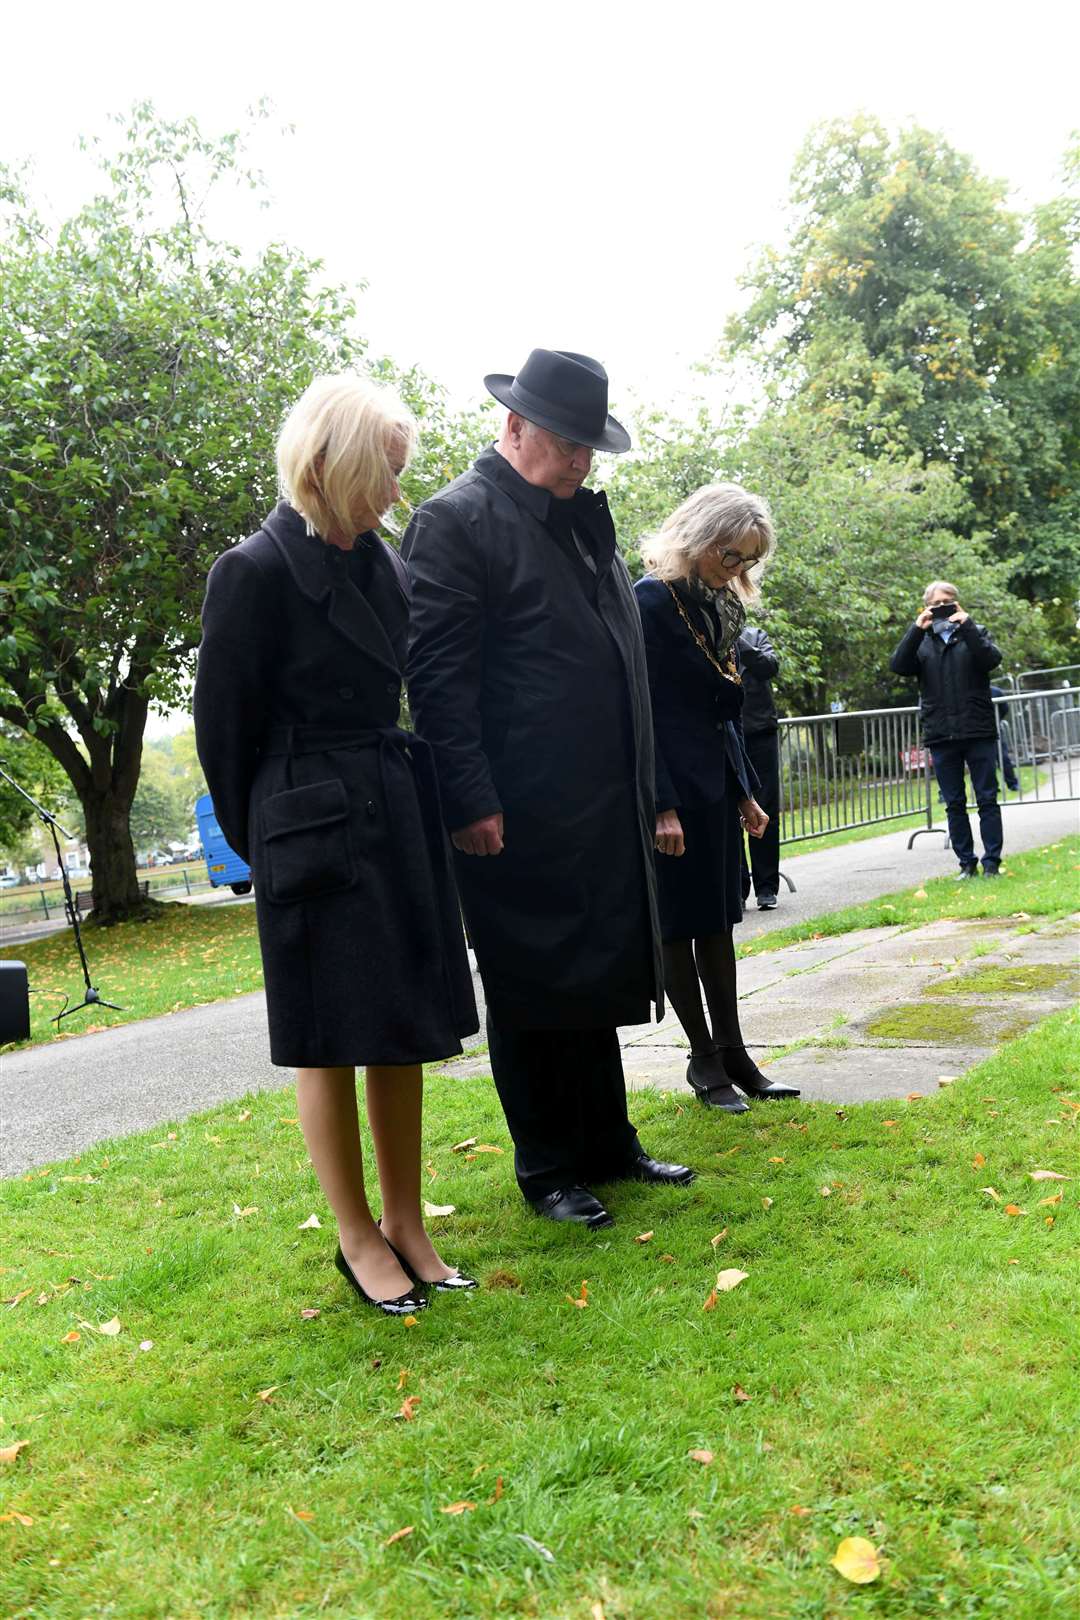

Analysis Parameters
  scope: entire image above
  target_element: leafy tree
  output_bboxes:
[0,725,74,857]
[606,401,1052,715]
[128,745,197,853]
[0,104,365,921]
[726,118,1080,615]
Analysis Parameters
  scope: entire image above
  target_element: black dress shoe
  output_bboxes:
[686,1054,750,1113]
[736,1074,801,1099]
[529,1185,613,1228]
[620,1151,696,1186]
[756,891,778,910]
[381,1231,478,1292]
[714,1046,800,1101]
[334,1245,428,1317]
[955,866,980,880]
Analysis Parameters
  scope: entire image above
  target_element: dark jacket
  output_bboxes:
[402,447,663,1030]
[193,501,477,1066]
[737,625,779,735]
[634,577,756,811]
[889,617,1002,743]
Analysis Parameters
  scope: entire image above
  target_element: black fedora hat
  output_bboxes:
[484,349,631,454]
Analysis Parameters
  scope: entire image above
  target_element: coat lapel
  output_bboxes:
[262,502,403,678]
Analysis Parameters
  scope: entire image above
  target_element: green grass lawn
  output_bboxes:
[741,834,1080,958]
[3,1010,1078,1619]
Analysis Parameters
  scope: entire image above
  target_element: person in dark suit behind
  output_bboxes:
[737,624,782,909]
[889,579,1004,877]
[403,349,692,1230]
[635,484,800,1111]
[194,375,479,1315]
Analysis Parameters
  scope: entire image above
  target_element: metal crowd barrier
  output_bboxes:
[774,687,1080,863]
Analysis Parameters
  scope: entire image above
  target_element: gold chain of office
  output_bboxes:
[664,584,742,686]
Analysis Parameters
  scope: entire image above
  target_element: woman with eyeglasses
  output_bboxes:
[634,484,800,1111]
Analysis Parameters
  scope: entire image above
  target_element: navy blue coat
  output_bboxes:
[889,618,1002,743]
[634,576,756,811]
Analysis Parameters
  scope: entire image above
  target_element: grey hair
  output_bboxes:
[923,580,959,604]
[641,482,776,603]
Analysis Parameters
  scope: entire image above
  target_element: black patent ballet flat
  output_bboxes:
[381,1229,478,1292]
[334,1245,428,1316]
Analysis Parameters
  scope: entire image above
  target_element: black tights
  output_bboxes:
[662,931,764,1086]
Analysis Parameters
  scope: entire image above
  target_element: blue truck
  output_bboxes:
[194,794,253,895]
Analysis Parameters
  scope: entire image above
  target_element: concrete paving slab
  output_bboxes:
[739,1004,850,1046]
[749,1044,998,1103]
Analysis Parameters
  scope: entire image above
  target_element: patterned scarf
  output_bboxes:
[675,575,746,660]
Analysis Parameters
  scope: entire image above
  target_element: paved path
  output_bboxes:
[2,800,1077,1176]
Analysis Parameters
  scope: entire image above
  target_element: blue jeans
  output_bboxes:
[930,737,1003,871]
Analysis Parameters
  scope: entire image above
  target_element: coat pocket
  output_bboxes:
[259,779,355,904]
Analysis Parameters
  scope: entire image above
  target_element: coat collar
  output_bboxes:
[261,501,404,678]
[473,447,617,567]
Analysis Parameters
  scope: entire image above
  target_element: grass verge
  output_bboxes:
[740,834,1079,959]
[2,1012,1078,1618]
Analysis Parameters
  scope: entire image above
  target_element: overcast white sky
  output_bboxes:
[3,0,1077,419]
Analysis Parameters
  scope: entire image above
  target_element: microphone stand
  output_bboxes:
[0,762,125,1025]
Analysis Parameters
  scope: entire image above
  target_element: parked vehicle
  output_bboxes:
[194,795,253,895]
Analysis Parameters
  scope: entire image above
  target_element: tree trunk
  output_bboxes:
[80,786,144,923]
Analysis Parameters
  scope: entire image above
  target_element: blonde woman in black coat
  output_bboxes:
[635,484,800,1111]
[194,375,479,1315]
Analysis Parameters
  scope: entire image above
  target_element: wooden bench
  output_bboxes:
[73,880,150,916]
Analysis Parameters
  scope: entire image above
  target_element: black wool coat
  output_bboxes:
[634,577,757,812]
[402,448,664,1030]
[193,501,477,1067]
[889,619,1003,744]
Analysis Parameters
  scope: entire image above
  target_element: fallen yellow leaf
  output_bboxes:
[1030,1169,1070,1182]
[715,1269,749,1292]
[566,1280,589,1308]
[383,1525,415,1546]
[289,1508,315,1522]
[1038,1193,1063,1207]
[471,1144,504,1155]
[60,1330,80,1344]
[300,1308,320,1320]
[732,1385,751,1402]
[0,1441,28,1464]
[710,1229,729,1247]
[981,1186,1002,1202]
[423,1201,456,1218]
[232,1204,258,1219]
[972,1152,986,1169]
[439,1501,476,1514]
[403,1315,419,1327]
[831,1535,881,1584]
[297,1214,322,1230]
[451,1137,477,1153]
[761,1197,774,1209]
[488,1475,504,1504]
[702,1288,718,1312]
[97,1316,121,1337]
[396,1394,421,1421]
[0,1511,33,1526]
[255,1386,279,1403]
[790,1503,812,1517]
[1004,1205,1027,1217]
[634,1231,654,1244]
[768,1156,785,1164]
[688,1449,714,1464]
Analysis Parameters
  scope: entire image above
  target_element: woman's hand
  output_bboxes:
[739,797,769,839]
[654,808,685,857]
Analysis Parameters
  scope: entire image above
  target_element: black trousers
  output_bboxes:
[743,728,781,898]
[486,1016,642,1199]
[930,736,1004,870]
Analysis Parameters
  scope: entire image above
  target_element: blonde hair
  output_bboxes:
[641,482,776,603]
[923,580,959,604]
[276,373,417,540]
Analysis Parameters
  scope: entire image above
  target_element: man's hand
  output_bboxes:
[654,808,685,857]
[739,797,769,839]
[948,604,969,624]
[916,608,933,629]
[451,813,505,856]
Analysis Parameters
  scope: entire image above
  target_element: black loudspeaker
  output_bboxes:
[0,960,31,1044]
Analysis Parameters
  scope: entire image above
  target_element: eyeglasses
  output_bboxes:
[710,547,765,572]
[548,432,593,461]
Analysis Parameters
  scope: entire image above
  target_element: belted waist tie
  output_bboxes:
[260,724,458,993]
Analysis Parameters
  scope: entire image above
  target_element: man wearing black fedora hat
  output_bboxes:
[403,350,693,1227]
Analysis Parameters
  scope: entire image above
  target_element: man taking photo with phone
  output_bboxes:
[890,580,1005,879]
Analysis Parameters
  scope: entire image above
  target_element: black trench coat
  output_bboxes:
[193,502,477,1067]
[402,448,664,1030]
